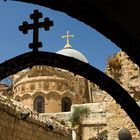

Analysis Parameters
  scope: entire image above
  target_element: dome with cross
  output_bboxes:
[56,31,88,63]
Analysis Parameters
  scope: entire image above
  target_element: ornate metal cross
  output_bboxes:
[62,31,74,45]
[19,9,53,52]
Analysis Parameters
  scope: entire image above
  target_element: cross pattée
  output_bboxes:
[19,9,53,52]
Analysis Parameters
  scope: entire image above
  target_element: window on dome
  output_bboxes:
[30,84,35,90]
[38,82,42,89]
[17,86,20,92]
[62,97,72,112]
[21,86,25,92]
[33,96,45,113]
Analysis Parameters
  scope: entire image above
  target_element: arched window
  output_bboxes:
[62,97,72,112]
[33,96,45,113]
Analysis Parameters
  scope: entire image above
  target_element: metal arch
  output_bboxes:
[0,51,140,130]
[13,0,140,67]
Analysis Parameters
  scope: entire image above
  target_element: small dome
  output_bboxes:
[56,31,88,63]
[57,48,88,63]
[118,128,132,140]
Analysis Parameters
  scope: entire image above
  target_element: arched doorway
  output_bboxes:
[33,96,45,113]
[62,97,72,112]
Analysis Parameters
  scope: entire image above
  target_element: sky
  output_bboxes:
[0,1,120,72]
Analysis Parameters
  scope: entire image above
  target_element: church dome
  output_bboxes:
[57,47,88,63]
[56,31,88,63]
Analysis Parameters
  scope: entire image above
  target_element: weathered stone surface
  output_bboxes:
[105,51,140,140]
[0,94,71,140]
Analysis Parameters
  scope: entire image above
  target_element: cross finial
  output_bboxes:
[19,9,53,52]
[62,31,74,49]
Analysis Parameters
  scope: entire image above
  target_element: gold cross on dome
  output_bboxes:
[62,31,74,48]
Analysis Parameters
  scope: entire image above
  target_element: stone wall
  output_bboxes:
[106,99,140,140]
[0,94,72,140]
[40,112,71,123]
[39,103,107,140]
[71,103,107,140]
[105,51,140,140]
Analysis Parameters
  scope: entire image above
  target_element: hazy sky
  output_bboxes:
[0,1,120,72]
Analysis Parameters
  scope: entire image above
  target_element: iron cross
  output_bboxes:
[19,9,53,52]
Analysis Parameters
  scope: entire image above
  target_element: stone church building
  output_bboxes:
[9,32,108,140]
[12,65,91,113]
[1,32,140,140]
[12,33,92,113]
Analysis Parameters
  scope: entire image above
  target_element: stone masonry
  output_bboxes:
[0,94,72,140]
[104,51,140,140]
